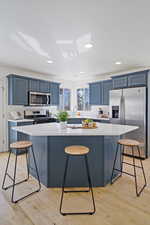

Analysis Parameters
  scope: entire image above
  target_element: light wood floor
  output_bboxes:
[0,152,150,225]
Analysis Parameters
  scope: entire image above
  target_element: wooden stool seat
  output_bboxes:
[10,141,32,150]
[65,145,89,155]
[118,139,140,147]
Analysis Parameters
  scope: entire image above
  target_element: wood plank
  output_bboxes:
[0,152,150,225]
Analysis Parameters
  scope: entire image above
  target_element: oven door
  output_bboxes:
[29,92,51,106]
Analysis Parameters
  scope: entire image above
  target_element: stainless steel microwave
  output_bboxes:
[29,92,51,106]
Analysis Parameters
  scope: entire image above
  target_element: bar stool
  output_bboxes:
[2,141,41,203]
[111,139,147,196]
[60,145,96,216]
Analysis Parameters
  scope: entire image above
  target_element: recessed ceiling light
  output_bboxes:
[47,60,53,64]
[84,43,93,48]
[80,71,85,74]
[115,61,122,65]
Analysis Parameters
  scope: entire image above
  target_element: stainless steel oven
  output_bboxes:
[29,92,51,106]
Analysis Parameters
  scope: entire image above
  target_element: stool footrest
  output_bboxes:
[12,188,41,203]
[2,176,29,190]
[6,173,14,182]
[122,161,143,169]
[64,189,90,193]
[114,168,135,177]
[61,212,94,216]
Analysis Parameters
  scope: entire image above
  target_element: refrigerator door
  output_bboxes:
[123,87,146,158]
[109,89,123,124]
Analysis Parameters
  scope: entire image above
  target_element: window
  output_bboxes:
[59,88,71,111]
[77,88,90,111]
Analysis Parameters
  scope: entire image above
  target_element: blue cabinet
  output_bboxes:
[93,119,110,123]
[112,70,148,89]
[68,118,82,124]
[102,80,112,105]
[8,75,60,106]
[29,79,40,92]
[29,79,50,93]
[128,71,147,87]
[8,75,29,105]
[40,80,50,93]
[89,82,102,105]
[50,82,60,105]
[89,80,112,105]
[8,121,33,154]
[112,75,128,89]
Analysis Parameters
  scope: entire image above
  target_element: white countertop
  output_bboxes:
[12,122,138,136]
[8,119,34,123]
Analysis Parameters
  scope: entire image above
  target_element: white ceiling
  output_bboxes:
[0,0,150,81]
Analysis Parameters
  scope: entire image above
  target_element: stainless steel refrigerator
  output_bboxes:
[109,87,147,158]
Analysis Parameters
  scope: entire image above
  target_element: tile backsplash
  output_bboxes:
[7,105,58,119]
[7,105,109,120]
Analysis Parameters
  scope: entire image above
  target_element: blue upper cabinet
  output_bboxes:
[29,79,50,93]
[8,75,29,105]
[50,82,60,105]
[102,80,112,105]
[89,80,112,105]
[8,74,60,106]
[128,71,148,87]
[112,75,128,89]
[112,70,148,89]
[89,82,102,105]
[29,79,40,92]
[39,80,50,93]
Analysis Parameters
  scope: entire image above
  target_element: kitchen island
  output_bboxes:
[13,123,138,188]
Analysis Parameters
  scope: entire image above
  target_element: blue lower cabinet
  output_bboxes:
[8,121,33,154]
[67,118,83,124]
[93,119,110,123]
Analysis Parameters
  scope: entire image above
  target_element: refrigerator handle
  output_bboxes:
[122,96,125,124]
[120,95,125,124]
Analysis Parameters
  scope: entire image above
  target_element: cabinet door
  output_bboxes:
[29,79,40,92]
[8,76,29,105]
[40,80,50,93]
[128,71,147,87]
[112,76,128,89]
[89,82,102,105]
[102,80,112,105]
[50,82,60,105]
[67,118,82,124]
